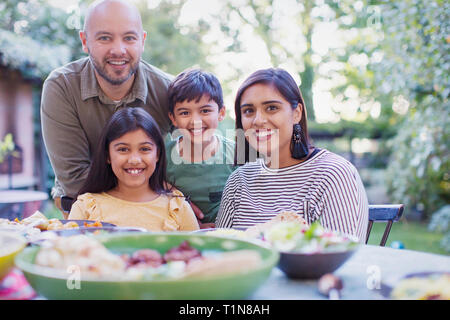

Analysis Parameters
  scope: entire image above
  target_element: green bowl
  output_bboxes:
[15,232,279,300]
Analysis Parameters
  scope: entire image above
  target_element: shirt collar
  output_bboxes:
[80,58,148,104]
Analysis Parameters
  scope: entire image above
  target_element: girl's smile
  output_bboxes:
[108,128,159,192]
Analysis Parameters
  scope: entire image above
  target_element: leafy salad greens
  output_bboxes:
[264,221,359,253]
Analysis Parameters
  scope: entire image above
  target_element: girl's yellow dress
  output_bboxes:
[68,190,199,231]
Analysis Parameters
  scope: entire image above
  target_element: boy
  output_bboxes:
[166,69,236,228]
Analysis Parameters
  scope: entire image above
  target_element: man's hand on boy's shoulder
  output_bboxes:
[189,201,204,220]
[189,201,216,229]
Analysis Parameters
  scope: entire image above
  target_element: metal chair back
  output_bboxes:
[366,204,404,246]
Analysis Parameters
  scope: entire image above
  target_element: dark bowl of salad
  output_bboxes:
[264,222,359,279]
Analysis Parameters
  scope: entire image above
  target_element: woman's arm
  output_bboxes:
[317,164,369,242]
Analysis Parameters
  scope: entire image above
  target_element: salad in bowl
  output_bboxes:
[264,221,359,253]
[243,212,360,279]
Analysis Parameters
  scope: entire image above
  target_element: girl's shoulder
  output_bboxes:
[76,192,102,201]
[76,192,122,205]
[73,193,106,214]
[167,189,185,198]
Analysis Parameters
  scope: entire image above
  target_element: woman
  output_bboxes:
[215,68,368,242]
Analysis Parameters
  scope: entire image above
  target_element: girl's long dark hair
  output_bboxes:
[234,68,311,165]
[78,107,170,196]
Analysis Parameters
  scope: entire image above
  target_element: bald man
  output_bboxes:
[41,0,174,215]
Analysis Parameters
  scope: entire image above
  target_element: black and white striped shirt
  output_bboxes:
[215,149,369,242]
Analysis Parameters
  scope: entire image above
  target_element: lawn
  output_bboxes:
[367,219,448,255]
[42,204,448,255]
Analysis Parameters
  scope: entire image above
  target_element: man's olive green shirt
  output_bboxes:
[41,57,173,199]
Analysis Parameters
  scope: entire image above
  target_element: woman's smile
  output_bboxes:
[254,129,275,141]
[239,83,301,166]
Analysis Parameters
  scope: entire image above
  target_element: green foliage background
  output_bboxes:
[0,0,448,249]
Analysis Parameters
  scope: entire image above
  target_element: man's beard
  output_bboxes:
[90,56,139,86]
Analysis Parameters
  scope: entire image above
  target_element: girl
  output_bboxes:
[69,107,199,231]
[215,68,368,242]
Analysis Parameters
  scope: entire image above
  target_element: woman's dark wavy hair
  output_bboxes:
[234,68,311,165]
[77,107,170,196]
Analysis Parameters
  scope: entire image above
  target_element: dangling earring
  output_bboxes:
[292,124,309,159]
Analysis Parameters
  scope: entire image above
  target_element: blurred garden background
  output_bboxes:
[0,0,448,254]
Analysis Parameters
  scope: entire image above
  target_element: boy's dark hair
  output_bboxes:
[77,107,171,196]
[168,68,224,114]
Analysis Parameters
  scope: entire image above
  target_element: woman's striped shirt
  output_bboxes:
[215,149,369,242]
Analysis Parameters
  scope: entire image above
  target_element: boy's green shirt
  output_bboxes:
[165,135,236,223]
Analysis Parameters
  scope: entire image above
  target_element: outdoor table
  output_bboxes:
[252,244,450,300]
[2,243,448,300]
[0,190,49,220]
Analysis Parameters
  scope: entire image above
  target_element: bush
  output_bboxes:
[386,100,449,219]
[428,205,450,253]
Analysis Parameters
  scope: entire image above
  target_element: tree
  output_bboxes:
[136,0,211,75]
[372,0,450,219]
[210,0,318,120]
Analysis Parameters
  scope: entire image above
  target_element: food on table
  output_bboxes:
[34,235,263,280]
[125,249,164,268]
[390,273,450,300]
[36,234,126,277]
[264,221,358,253]
[244,211,308,237]
[204,212,358,253]
[0,211,104,240]
[46,218,76,230]
[83,221,103,228]
[205,228,249,239]
[184,249,262,278]
[17,211,49,230]
[218,211,357,253]
[163,240,201,263]
[0,218,42,239]
[318,273,344,299]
